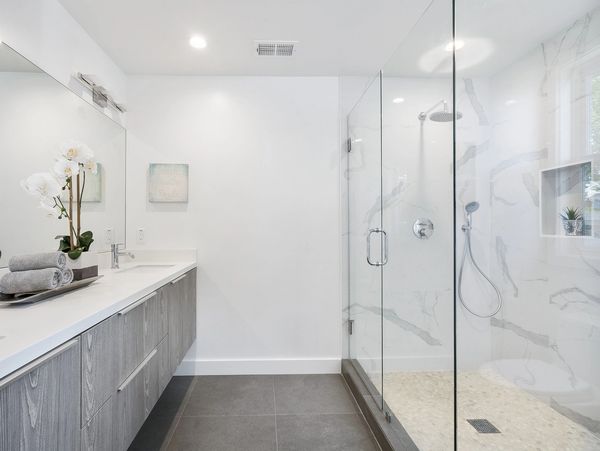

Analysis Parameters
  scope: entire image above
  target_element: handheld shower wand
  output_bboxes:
[457,202,503,318]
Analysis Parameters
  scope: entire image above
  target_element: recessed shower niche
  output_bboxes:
[540,161,594,237]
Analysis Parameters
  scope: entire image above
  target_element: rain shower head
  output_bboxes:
[430,110,463,122]
[418,100,462,122]
[465,201,480,214]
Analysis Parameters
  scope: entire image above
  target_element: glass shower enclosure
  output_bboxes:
[344,0,600,449]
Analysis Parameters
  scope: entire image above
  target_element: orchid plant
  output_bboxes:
[21,140,97,259]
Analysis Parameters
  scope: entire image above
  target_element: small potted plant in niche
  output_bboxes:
[560,207,584,236]
[21,140,98,280]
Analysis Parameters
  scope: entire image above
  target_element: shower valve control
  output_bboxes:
[413,218,434,239]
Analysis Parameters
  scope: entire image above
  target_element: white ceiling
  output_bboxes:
[59,0,600,77]
[382,0,600,77]
[58,0,432,76]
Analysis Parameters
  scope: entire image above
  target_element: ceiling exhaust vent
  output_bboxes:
[255,41,297,57]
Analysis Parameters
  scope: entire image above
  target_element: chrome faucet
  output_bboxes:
[111,243,135,269]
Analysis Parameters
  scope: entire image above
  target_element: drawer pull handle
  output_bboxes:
[170,274,187,285]
[117,348,157,392]
[118,291,157,316]
[0,338,79,389]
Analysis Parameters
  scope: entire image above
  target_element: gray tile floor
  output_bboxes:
[129,374,380,451]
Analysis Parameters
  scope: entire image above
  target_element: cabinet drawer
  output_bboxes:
[114,348,159,450]
[117,291,159,383]
[0,339,81,451]
[81,396,113,451]
[81,315,118,426]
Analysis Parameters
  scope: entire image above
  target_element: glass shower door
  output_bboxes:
[347,73,384,409]
[380,0,455,448]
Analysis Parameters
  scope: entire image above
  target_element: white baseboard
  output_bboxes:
[175,358,342,376]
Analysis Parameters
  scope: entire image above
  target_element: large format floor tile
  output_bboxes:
[275,374,358,415]
[130,374,378,451]
[183,375,276,416]
[276,414,379,451]
[167,415,277,451]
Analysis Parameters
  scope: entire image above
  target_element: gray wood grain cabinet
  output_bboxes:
[116,291,159,384]
[114,348,158,450]
[182,268,197,354]
[168,268,197,376]
[0,338,81,451]
[81,396,113,451]
[81,315,118,426]
[0,267,196,451]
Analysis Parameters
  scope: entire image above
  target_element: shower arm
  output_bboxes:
[418,100,448,120]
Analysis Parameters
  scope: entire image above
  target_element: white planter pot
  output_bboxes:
[66,252,98,270]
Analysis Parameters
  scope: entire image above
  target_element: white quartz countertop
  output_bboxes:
[0,260,197,380]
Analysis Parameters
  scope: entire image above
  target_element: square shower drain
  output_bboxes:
[467,419,501,433]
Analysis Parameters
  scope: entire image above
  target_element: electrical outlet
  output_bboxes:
[137,227,145,244]
[104,228,113,245]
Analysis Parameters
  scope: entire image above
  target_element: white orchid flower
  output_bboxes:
[39,197,61,218]
[60,139,94,164]
[20,172,62,198]
[84,160,98,175]
[53,158,80,180]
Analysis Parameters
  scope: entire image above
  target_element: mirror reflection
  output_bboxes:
[0,43,126,268]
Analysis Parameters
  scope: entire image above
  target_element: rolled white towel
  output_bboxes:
[61,268,74,285]
[0,268,62,294]
[8,252,67,272]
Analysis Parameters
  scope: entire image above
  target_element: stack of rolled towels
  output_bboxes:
[0,252,74,295]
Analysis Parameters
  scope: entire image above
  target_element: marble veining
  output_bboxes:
[464,79,489,126]
[352,303,442,346]
[491,317,550,348]
[363,177,406,225]
[456,140,490,169]
[490,148,548,179]
[495,236,519,297]
[490,181,517,206]
[521,172,539,206]
[581,256,600,277]
[549,287,600,310]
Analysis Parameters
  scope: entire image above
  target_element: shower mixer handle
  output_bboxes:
[366,228,388,267]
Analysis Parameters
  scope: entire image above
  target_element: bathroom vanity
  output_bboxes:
[0,261,197,451]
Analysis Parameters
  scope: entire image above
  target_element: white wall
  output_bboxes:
[126,76,341,374]
[0,0,127,122]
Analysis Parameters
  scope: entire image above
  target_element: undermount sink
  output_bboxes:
[117,264,175,273]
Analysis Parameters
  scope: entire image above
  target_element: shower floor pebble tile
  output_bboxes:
[382,371,600,451]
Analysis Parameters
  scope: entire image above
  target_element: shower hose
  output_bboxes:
[457,223,503,318]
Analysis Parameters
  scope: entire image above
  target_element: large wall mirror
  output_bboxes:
[0,43,126,267]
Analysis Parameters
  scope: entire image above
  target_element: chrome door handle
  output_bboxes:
[366,228,388,266]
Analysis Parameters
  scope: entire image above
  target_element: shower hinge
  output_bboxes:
[348,319,354,335]
[346,137,352,152]
[385,411,392,423]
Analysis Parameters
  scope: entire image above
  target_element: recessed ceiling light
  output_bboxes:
[189,36,207,49]
[392,97,405,104]
[445,39,465,52]
[505,99,517,106]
